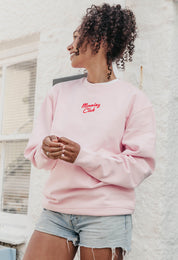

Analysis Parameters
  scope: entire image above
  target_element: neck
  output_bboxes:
[86,70,116,84]
[85,54,116,84]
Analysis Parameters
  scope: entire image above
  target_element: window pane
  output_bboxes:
[2,60,36,135]
[2,141,31,214]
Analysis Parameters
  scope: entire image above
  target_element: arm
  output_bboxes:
[73,106,156,189]
[24,88,58,170]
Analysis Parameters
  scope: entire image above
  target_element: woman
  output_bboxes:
[23,3,156,260]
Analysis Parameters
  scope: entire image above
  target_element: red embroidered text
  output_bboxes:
[81,103,101,113]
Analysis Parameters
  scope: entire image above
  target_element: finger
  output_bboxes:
[54,150,72,159]
[46,152,63,160]
[59,137,75,145]
[43,136,51,146]
[43,137,62,147]
[45,149,71,160]
[62,149,73,158]
[61,150,77,163]
[59,151,74,163]
[46,150,64,159]
[42,150,55,160]
[50,135,59,142]
[60,154,72,163]
[42,145,63,153]
[62,144,75,153]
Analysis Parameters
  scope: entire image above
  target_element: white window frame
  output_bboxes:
[0,43,38,244]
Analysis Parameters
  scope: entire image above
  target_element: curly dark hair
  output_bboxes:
[76,3,137,79]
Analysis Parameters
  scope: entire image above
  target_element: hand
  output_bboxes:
[42,135,80,163]
[42,135,63,160]
[58,137,80,163]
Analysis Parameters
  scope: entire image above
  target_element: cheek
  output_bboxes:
[73,42,78,49]
[71,53,88,68]
[70,55,83,68]
[73,38,80,49]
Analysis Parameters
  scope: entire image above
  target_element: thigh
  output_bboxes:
[23,230,78,260]
[80,247,123,260]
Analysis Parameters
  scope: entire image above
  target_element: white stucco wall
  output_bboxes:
[0,0,177,259]
[124,1,178,259]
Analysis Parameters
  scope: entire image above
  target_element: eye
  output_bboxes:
[73,35,78,39]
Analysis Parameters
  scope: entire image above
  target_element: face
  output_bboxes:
[67,26,93,68]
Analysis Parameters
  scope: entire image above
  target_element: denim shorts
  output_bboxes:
[35,208,132,258]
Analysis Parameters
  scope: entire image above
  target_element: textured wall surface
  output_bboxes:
[0,0,177,259]
[124,1,178,260]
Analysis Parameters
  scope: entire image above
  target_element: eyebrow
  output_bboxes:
[73,30,78,35]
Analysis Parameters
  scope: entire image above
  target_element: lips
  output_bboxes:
[70,52,78,59]
[70,53,76,57]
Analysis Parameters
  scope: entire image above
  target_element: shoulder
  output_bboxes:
[117,78,153,113]
[45,77,83,99]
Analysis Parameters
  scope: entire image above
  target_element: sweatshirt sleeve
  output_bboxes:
[74,106,156,189]
[24,87,58,170]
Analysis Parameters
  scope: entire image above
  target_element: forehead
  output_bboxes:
[73,26,81,35]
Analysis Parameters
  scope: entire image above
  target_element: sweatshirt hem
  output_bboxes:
[42,202,134,216]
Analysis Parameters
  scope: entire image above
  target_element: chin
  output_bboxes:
[71,61,84,69]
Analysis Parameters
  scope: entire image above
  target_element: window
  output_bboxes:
[0,58,37,215]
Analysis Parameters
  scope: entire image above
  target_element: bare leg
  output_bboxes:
[23,230,78,260]
[80,247,123,260]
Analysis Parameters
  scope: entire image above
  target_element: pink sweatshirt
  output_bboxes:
[24,77,156,216]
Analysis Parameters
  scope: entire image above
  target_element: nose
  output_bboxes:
[67,42,73,52]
